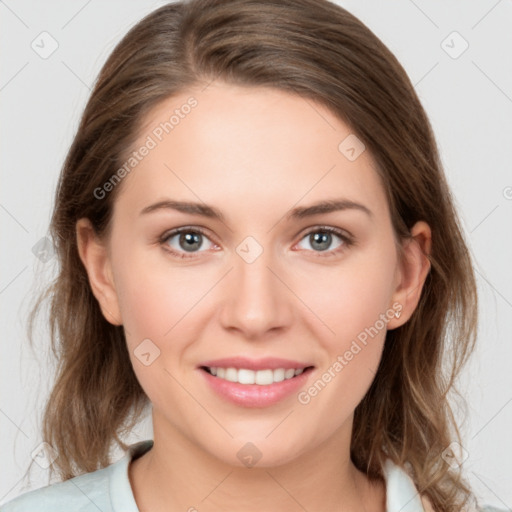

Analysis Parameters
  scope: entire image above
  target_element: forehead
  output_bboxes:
[114,82,389,225]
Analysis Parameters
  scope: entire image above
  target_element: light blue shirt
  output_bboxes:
[0,440,505,511]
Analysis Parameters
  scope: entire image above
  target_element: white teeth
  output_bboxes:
[284,368,295,379]
[206,366,308,385]
[255,369,273,385]
[273,368,285,382]
[238,368,256,384]
[225,367,238,382]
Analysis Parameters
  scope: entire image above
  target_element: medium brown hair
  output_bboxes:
[26,0,478,510]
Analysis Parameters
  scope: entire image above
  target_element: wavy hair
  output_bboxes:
[26,1,478,510]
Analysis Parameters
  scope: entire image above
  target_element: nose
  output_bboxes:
[219,245,293,340]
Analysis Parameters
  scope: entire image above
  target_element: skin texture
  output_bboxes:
[77,82,432,512]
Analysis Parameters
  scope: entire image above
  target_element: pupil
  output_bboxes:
[311,232,331,251]
[180,232,202,251]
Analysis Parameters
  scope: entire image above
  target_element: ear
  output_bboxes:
[387,221,432,330]
[76,218,122,326]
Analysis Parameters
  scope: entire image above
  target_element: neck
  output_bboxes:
[129,411,386,512]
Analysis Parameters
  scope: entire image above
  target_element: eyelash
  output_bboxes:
[158,225,354,260]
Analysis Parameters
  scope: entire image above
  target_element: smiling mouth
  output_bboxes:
[200,366,315,386]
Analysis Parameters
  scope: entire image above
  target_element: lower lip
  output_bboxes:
[198,367,314,408]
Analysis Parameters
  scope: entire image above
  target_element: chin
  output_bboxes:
[207,436,307,470]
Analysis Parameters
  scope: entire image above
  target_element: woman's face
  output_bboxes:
[82,82,426,468]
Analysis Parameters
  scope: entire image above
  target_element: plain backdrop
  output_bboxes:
[1,0,511,508]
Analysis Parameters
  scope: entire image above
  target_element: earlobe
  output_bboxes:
[76,218,123,326]
[388,221,432,330]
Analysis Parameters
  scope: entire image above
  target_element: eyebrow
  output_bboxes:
[139,198,373,221]
[286,199,373,220]
[140,200,227,221]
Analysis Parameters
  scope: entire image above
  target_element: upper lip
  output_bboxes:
[198,356,314,371]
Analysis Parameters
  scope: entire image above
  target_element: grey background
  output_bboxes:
[1,0,511,508]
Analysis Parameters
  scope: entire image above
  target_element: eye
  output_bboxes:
[159,225,354,260]
[295,226,354,257]
[159,227,217,259]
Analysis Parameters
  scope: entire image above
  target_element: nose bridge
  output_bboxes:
[220,236,291,337]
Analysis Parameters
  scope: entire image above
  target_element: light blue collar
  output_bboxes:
[109,439,153,511]
[382,458,427,511]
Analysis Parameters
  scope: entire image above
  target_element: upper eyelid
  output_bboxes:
[301,225,352,238]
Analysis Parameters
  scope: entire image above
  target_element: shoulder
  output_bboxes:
[0,440,153,512]
[0,464,114,512]
[383,459,508,512]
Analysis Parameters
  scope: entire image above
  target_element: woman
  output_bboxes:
[1,0,501,511]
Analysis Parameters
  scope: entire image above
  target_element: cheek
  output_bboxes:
[294,251,396,435]
[290,241,396,416]
[113,246,211,341]
[295,239,397,350]
[112,252,205,408]
[112,248,223,399]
